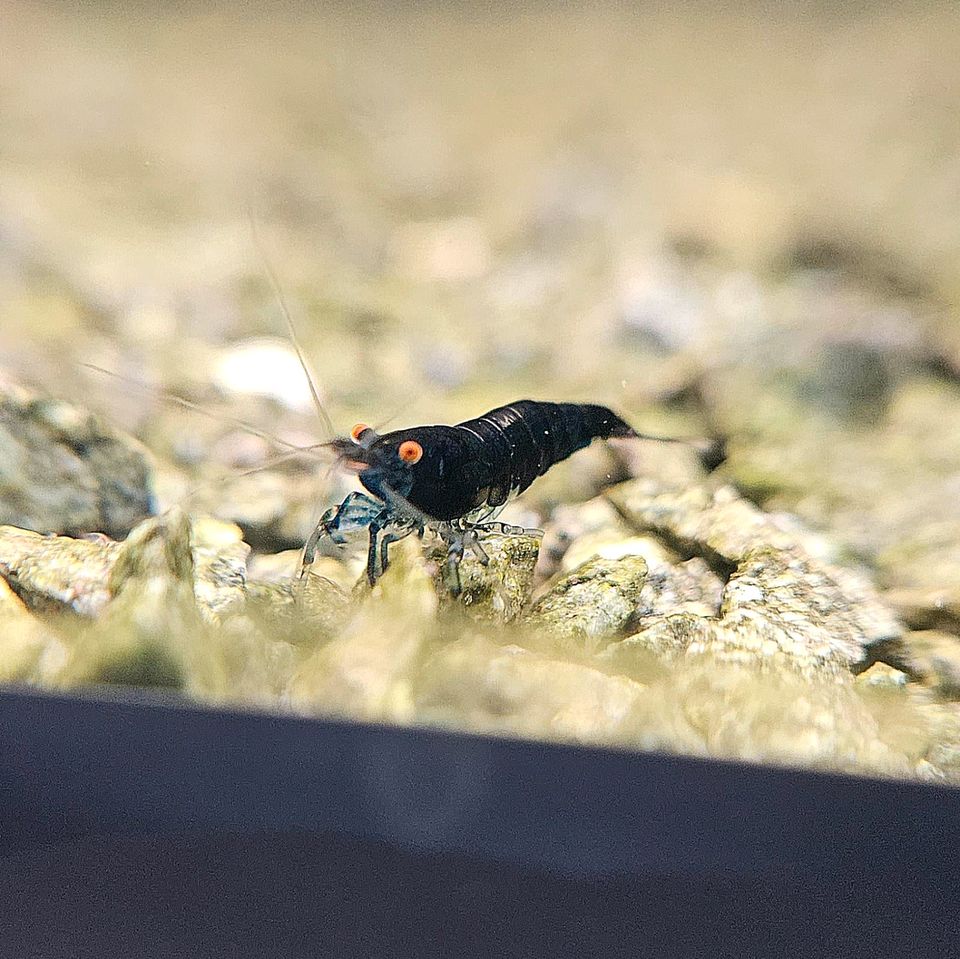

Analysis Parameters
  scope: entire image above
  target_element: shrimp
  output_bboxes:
[304,401,701,595]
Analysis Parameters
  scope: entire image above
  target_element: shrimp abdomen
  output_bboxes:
[454,400,635,506]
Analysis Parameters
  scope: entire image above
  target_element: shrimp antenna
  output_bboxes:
[370,391,422,434]
[81,363,329,459]
[626,430,726,471]
[175,443,330,508]
[246,208,336,440]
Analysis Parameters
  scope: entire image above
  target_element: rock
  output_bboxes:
[855,662,910,689]
[599,613,713,673]
[415,633,647,744]
[0,576,66,682]
[189,516,249,622]
[560,532,673,576]
[662,653,926,777]
[414,631,935,777]
[429,532,540,623]
[0,525,118,617]
[529,556,648,654]
[535,496,634,580]
[708,369,960,616]
[56,510,206,691]
[286,537,437,721]
[638,558,724,619]
[107,509,196,598]
[901,631,960,698]
[715,546,888,670]
[603,543,903,678]
[607,480,819,567]
[535,495,725,636]
[203,615,299,707]
[585,521,944,776]
[606,480,903,658]
[90,511,327,704]
[244,574,351,643]
[0,513,250,625]
[16,511,267,700]
[0,381,154,539]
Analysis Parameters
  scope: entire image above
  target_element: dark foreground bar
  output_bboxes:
[1,686,958,958]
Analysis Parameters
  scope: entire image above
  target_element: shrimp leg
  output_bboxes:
[378,526,416,578]
[299,491,386,583]
[442,538,465,596]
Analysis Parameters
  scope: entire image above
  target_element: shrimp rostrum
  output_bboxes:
[303,399,690,595]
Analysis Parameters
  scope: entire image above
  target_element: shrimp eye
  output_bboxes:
[350,423,370,443]
[398,440,423,464]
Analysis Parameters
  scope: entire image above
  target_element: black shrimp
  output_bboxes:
[302,400,688,595]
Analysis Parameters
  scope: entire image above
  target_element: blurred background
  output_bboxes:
[1,0,958,609]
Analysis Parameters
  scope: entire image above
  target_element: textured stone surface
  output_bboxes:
[607,481,903,657]
[56,510,207,691]
[901,631,960,698]
[0,525,118,617]
[429,533,540,623]
[0,381,154,539]
[286,538,438,721]
[530,556,648,653]
[0,576,65,682]
[603,546,899,677]
[415,634,647,744]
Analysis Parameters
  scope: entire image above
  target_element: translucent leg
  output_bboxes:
[442,539,465,596]
[298,491,386,587]
[462,528,489,566]
[379,527,415,578]
[472,520,543,537]
[365,522,382,586]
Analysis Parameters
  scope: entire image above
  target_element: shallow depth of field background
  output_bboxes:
[0,1,958,593]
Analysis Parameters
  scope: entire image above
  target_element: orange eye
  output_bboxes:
[398,440,423,464]
[350,423,370,443]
